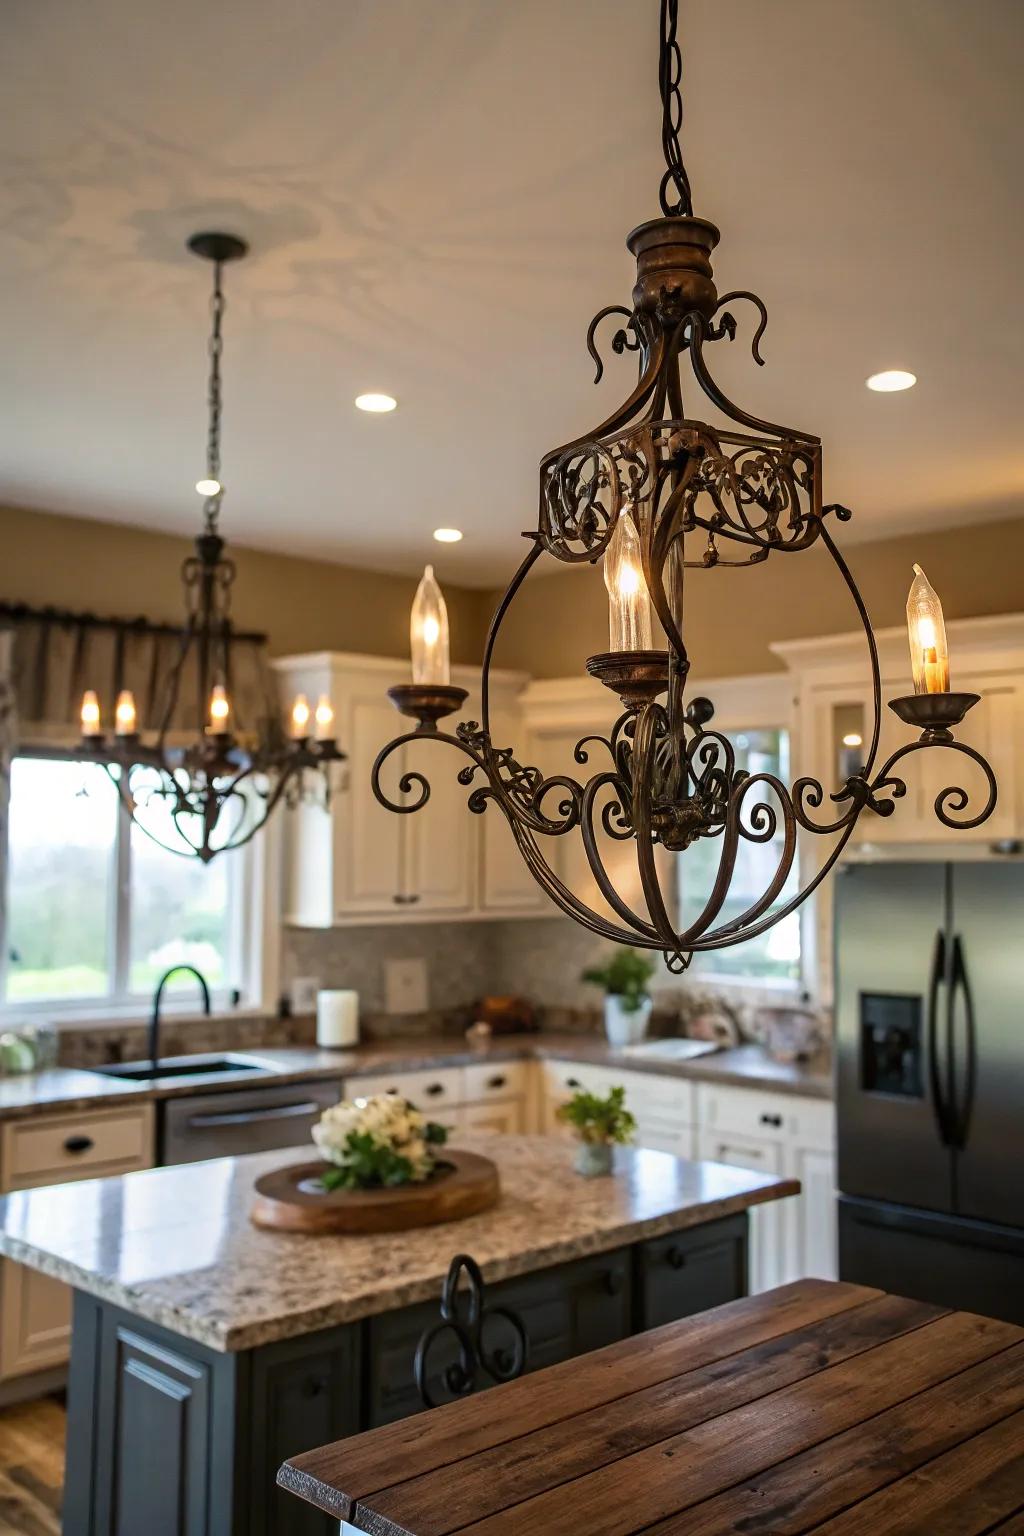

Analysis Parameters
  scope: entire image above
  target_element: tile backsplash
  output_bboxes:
[281,917,828,1046]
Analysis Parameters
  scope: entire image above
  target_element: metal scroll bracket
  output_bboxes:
[413,1253,528,1410]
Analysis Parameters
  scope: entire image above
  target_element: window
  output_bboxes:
[4,755,242,1009]
[676,727,801,985]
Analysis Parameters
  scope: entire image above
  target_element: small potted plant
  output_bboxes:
[311,1093,449,1190]
[582,946,658,1046]
[558,1084,636,1176]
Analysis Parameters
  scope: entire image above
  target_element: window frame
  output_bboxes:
[1,747,272,1020]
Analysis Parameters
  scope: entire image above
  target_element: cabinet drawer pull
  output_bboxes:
[759,1112,783,1128]
[603,1269,624,1297]
[666,1245,687,1271]
[566,1077,582,1090]
[392,892,421,905]
[63,1134,95,1155]
[486,1074,507,1090]
[424,1083,446,1098]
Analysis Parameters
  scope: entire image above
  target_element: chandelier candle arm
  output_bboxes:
[388,565,467,731]
[372,0,998,966]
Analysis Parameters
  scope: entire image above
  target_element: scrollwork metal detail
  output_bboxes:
[414,1254,528,1410]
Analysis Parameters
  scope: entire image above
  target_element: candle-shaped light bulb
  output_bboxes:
[114,690,137,736]
[291,693,311,739]
[603,510,653,652]
[907,564,949,695]
[208,684,231,733]
[80,690,102,738]
[411,564,450,685]
[314,694,334,741]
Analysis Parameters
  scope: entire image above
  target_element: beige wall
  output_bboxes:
[484,515,1024,679]
[0,503,491,665]
[4,502,1020,682]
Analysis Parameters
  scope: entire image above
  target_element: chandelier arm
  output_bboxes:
[540,330,666,478]
[645,466,698,661]
[710,292,769,366]
[579,771,665,942]
[479,539,543,747]
[819,520,883,776]
[505,812,658,947]
[629,706,692,948]
[586,306,641,386]
[687,316,819,445]
[702,775,799,938]
[866,738,997,831]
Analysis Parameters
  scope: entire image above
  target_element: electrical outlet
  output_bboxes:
[384,957,428,1015]
[290,975,321,1015]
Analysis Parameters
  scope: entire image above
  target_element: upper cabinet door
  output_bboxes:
[336,689,408,916]
[403,730,475,913]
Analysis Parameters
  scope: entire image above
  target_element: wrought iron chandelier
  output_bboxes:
[374,0,997,970]
[78,232,342,861]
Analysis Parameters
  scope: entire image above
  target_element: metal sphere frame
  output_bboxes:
[373,2,997,968]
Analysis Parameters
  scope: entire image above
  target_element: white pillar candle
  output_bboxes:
[316,989,359,1049]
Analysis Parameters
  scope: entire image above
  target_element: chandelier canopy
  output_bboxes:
[373,0,997,969]
[79,232,342,861]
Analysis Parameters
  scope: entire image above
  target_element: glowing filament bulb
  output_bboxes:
[314,694,334,741]
[603,510,653,652]
[291,693,311,738]
[80,690,102,737]
[906,564,949,695]
[114,690,137,736]
[208,684,231,732]
[411,564,450,685]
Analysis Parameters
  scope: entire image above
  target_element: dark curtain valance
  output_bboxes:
[1,603,279,749]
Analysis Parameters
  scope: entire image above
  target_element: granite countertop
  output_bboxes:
[0,1036,831,1123]
[0,1133,798,1352]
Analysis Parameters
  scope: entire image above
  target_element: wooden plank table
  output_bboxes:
[279,1279,1024,1535]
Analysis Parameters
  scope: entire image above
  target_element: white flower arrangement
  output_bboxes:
[312,1093,449,1190]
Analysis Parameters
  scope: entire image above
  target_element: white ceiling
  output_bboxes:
[2,0,1022,588]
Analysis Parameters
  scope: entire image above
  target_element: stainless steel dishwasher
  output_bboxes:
[160,1078,342,1164]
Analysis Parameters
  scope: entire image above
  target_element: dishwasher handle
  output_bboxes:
[186,1100,322,1130]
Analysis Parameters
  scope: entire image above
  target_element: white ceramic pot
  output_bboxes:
[603,993,653,1047]
[574,1140,613,1177]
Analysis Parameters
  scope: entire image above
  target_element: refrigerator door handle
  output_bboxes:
[927,928,952,1146]
[950,933,977,1151]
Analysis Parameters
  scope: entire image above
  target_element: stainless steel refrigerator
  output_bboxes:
[835,860,1024,1324]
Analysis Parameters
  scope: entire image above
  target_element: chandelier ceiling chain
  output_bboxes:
[374,0,997,969]
[77,232,343,862]
[658,0,692,217]
[204,254,226,532]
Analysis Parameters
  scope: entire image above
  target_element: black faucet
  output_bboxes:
[149,965,211,1072]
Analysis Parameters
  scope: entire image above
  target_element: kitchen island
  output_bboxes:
[0,1133,796,1535]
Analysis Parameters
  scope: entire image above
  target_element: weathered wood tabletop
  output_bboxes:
[279,1278,1024,1534]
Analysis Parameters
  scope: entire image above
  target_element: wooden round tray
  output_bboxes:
[250,1150,500,1234]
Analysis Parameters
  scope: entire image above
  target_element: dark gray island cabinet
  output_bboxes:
[0,1134,797,1536]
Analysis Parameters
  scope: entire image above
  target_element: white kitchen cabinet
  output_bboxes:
[774,614,1024,1002]
[696,1082,836,1293]
[341,1064,527,1139]
[0,1103,154,1384]
[275,653,536,925]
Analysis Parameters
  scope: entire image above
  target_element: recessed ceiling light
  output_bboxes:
[433,528,463,544]
[842,732,863,748]
[866,370,916,393]
[355,392,397,413]
[195,477,221,496]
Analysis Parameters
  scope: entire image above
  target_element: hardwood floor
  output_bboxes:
[0,1397,63,1535]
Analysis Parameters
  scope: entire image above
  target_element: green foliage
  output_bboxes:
[319,1122,449,1191]
[557,1084,636,1146]
[581,946,657,1012]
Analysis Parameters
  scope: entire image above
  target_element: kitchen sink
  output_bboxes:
[620,1038,721,1062]
[90,1053,276,1084]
